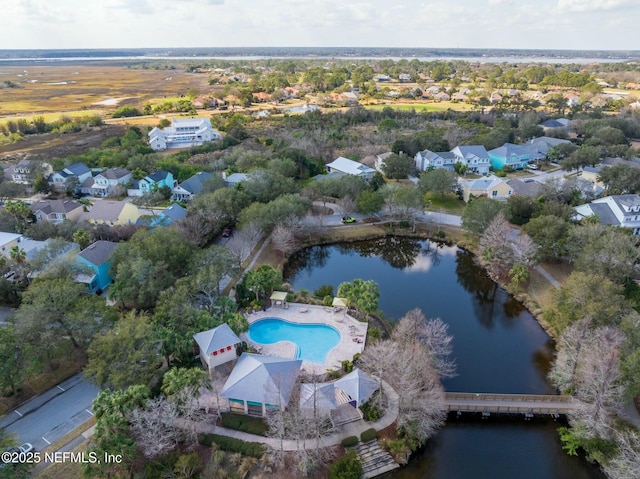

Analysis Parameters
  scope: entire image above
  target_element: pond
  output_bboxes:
[284,237,604,479]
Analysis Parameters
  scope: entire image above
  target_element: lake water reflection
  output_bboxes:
[284,237,604,478]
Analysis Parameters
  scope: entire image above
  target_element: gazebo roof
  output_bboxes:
[270,291,288,302]
[334,369,379,406]
[332,297,348,307]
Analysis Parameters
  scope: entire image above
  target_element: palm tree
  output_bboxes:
[9,246,26,264]
[73,229,91,250]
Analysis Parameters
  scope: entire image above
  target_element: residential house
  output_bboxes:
[461,175,513,202]
[252,92,272,102]
[127,170,175,197]
[76,240,119,293]
[574,194,640,235]
[221,353,302,416]
[325,157,376,181]
[451,145,491,175]
[490,92,503,104]
[11,160,53,185]
[374,74,391,82]
[193,323,242,372]
[81,168,132,197]
[171,171,214,201]
[84,200,140,226]
[398,73,412,82]
[527,136,573,158]
[30,199,84,224]
[506,178,543,199]
[414,149,457,171]
[0,232,23,257]
[223,172,249,188]
[539,118,571,130]
[425,86,440,95]
[48,163,92,191]
[488,143,542,171]
[149,204,187,227]
[148,117,222,151]
[580,166,605,188]
[565,93,580,107]
[451,91,468,102]
[434,92,450,101]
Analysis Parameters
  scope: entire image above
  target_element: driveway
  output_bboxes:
[0,374,99,451]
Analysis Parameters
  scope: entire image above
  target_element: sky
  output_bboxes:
[0,0,638,51]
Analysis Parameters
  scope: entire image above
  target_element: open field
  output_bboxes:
[0,110,105,127]
[0,64,214,117]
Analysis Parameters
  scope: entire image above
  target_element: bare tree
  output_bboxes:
[340,195,356,216]
[228,221,264,266]
[128,396,180,458]
[570,326,625,438]
[391,309,456,379]
[549,318,593,394]
[478,211,514,276]
[272,223,296,258]
[602,430,640,479]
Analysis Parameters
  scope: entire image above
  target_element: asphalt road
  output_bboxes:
[0,374,99,451]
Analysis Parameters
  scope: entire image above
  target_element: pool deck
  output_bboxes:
[241,303,368,374]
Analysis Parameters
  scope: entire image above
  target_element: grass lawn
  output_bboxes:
[424,192,466,215]
[0,110,104,126]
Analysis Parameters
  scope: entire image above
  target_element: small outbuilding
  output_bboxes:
[270,291,288,308]
[193,323,242,372]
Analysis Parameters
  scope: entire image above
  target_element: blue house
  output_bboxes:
[150,203,187,227]
[127,170,175,197]
[488,143,542,171]
[76,241,119,294]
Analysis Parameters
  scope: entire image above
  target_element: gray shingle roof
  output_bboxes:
[588,203,620,226]
[30,199,83,214]
[64,162,91,176]
[78,240,119,266]
[147,170,170,182]
[100,168,131,180]
[161,203,187,221]
[178,171,214,195]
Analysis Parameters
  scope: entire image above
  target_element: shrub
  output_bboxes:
[359,402,380,422]
[198,434,266,458]
[221,412,267,436]
[328,450,362,479]
[367,327,381,340]
[314,284,334,298]
[360,428,378,442]
[341,436,359,448]
[323,295,334,306]
[496,170,507,177]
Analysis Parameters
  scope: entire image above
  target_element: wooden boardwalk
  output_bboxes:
[444,393,574,416]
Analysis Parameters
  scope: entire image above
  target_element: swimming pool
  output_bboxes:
[248,318,340,364]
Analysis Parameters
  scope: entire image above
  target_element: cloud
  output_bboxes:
[557,0,636,12]
[488,0,511,5]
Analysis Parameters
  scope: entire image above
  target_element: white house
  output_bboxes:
[81,168,132,197]
[326,157,376,181]
[11,160,53,185]
[49,163,92,191]
[414,149,457,171]
[148,118,222,151]
[574,194,640,235]
[451,145,491,175]
[193,323,242,372]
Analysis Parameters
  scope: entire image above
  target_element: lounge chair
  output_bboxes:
[300,308,309,313]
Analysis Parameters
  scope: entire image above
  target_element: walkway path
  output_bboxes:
[444,392,573,415]
[198,379,399,451]
[533,264,560,287]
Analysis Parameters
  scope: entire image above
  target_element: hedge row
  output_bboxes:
[220,412,268,436]
[361,428,378,442]
[198,434,266,458]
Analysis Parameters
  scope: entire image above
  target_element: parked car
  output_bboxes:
[222,227,233,238]
[526,164,539,170]
[342,217,356,224]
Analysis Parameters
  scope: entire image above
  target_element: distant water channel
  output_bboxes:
[284,237,604,479]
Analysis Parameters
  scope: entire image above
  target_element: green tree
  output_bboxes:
[4,200,32,233]
[72,229,91,250]
[380,154,415,180]
[161,367,211,398]
[328,450,363,479]
[355,190,384,215]
[85,312,161,390]
[110,228,197,308]
[461,198,505,235]
[509,264,530,291]
[193,246,239,309]
[522,215,570,260]
[545,272,627,334]
[243,265,282,303]
[574,227,639,284]
[505,195,539,226]
[418,169,458,200]
[0,327,28,395]
[598,164,640,194]
[337,279,379,314]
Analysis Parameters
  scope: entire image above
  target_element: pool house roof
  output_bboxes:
[221,353,302,407]
[270,291,288,302]
[299,382,337,412]
[332,297,348,307]
[193,323,241,356]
